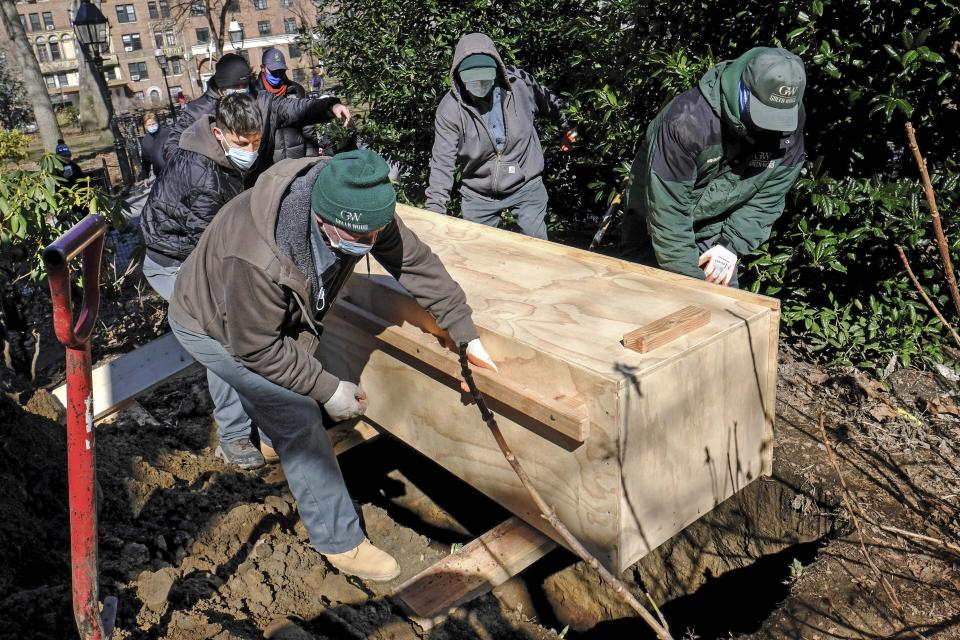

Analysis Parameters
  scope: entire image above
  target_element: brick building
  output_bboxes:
[2,0,320,114]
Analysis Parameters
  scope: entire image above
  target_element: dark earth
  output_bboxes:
[1,249,959,639]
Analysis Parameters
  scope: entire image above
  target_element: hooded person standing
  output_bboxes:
[168,149,497,581]
[255,47,320,162]
[424,33,578,240]
[620,47,806,287]
[162,53,350,175]
[140,92,271,469]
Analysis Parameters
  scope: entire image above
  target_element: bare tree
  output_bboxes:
[168,0,240,64]
[0,1,63,151]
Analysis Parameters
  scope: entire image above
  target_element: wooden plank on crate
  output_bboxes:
[336,300,590,443]
[52,332,198,421]
[395,516,556,628]
[622,305,710,353]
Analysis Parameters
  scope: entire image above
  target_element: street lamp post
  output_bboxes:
[228,20,245,52]
[73,0,134,188]
[154,49,177,118]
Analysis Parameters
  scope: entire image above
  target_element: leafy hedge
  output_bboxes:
[313,0,960,370]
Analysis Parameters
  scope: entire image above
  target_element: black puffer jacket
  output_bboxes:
[162,79,339,181]
[140,116,246,262]
[253,74,320,162]
[139,126,169,177]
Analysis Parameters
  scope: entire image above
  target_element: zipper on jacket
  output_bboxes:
[291,289,322,337]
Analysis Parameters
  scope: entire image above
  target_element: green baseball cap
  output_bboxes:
[458,54,497,82]
[742,48,806,132]
[311,149,396,233]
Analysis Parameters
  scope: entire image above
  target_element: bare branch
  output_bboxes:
[896,244,960,350]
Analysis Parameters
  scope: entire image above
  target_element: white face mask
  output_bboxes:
[463,78,495,98]
[215,130,259,171]
[223,87,248,96]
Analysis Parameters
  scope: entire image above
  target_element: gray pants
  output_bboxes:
[461,177,549,240]
[143,253,255,443]
[169,314,364,554]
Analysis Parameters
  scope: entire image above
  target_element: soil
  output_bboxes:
[1,264,959,639]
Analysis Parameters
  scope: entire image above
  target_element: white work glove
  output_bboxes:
[323,381,368,421]
[698,244,738,286]
[461,338,498,393]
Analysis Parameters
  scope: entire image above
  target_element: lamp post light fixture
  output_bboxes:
[73,0,134,187]
[154,48,177,118]
[228,20,245,51]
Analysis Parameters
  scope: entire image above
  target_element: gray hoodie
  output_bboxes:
[424,33,568,213]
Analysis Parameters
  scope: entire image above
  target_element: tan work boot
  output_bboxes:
[324,539,400,582]
[259,441,280,464]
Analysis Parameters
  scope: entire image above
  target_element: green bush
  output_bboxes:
[313,0,960,370]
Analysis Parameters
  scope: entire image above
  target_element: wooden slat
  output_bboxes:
[330,419,380,456]
[335,300,590,443]
[395,516,556,627]
[52,332,198,421]
[622,305,710,353]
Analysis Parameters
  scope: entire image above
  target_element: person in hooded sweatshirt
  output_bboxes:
[424,33,577,240]
[254,47,320,162]
[139,92,271,470]
[168,149,498,581]
[620,47,806,288]
[162,53,350,175]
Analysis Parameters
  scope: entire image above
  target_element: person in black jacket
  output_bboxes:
[162,53,350,180]
[139,112,170,180]
[140,93,269,469]
[255,47,326,162]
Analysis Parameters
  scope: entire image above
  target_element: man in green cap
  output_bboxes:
[168,150,497,582]
[424,32,578,239]
[620,47,806,286]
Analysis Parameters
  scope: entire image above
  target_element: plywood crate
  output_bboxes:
[318,205,779,573]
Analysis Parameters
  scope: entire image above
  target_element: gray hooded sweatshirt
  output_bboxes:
[424,33,568,213]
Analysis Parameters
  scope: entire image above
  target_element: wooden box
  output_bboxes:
[318,205,779,573]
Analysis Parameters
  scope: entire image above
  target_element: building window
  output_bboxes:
[19,15,27,31]
[257,20,271,36]
[159,0,170,18]
[288,43,301,59]
[102,66,116,80]
[195,27,209,44]
[45,74,57,89]
[165,31,177,46]
[115,4,136,23]
[283,17,297,34]
[147,1,158,19]
[281,0,293,6]
[127,61,148,81]
[170,58,183,74]
[254,0,267,9]
[154,32,163,48]
[41,11,54,29]
[49,40,62,61]
[28,13,41,31]
[134,90,145,101]
[35,38,48,62]
[190,0,205,16]
[122,33,143,51]
[169,84,182,95]
[226,0,240,9]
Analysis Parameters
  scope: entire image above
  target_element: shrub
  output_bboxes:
[313,0,960,370]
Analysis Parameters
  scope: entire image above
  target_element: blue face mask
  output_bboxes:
[265,70,285,87]
[216,132,259,171]
[322,224,375,256]
[146,124,159,134]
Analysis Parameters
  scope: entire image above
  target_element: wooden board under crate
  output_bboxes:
[317,204,779,573]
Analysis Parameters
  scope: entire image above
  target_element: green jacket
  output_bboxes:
[622,48,805,279]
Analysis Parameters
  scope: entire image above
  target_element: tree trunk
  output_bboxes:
[73,0,111,133]
[0,1,63,151]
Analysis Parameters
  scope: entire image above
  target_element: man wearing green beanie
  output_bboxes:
[169,149,497,581]
[620,47,806,287]
[424,32,578,239]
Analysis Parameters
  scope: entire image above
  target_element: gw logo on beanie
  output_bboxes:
[311,149,397,233]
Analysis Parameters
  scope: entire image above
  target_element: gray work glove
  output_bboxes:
[323,381,368,421]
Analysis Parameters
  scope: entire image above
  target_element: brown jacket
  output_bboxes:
[170,157,478,403]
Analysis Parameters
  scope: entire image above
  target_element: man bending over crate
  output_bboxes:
[168,149,497,581]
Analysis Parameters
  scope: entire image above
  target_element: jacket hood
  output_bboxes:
[247,156,327,284]
[698,47,765,138]
[178,116,234,170]
[449,33,510,101]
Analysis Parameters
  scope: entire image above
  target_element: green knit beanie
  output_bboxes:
[311,149,396,233]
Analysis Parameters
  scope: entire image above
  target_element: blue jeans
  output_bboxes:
[461,177,549,240]
[143,253,256,444]
[169,314,365,553]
